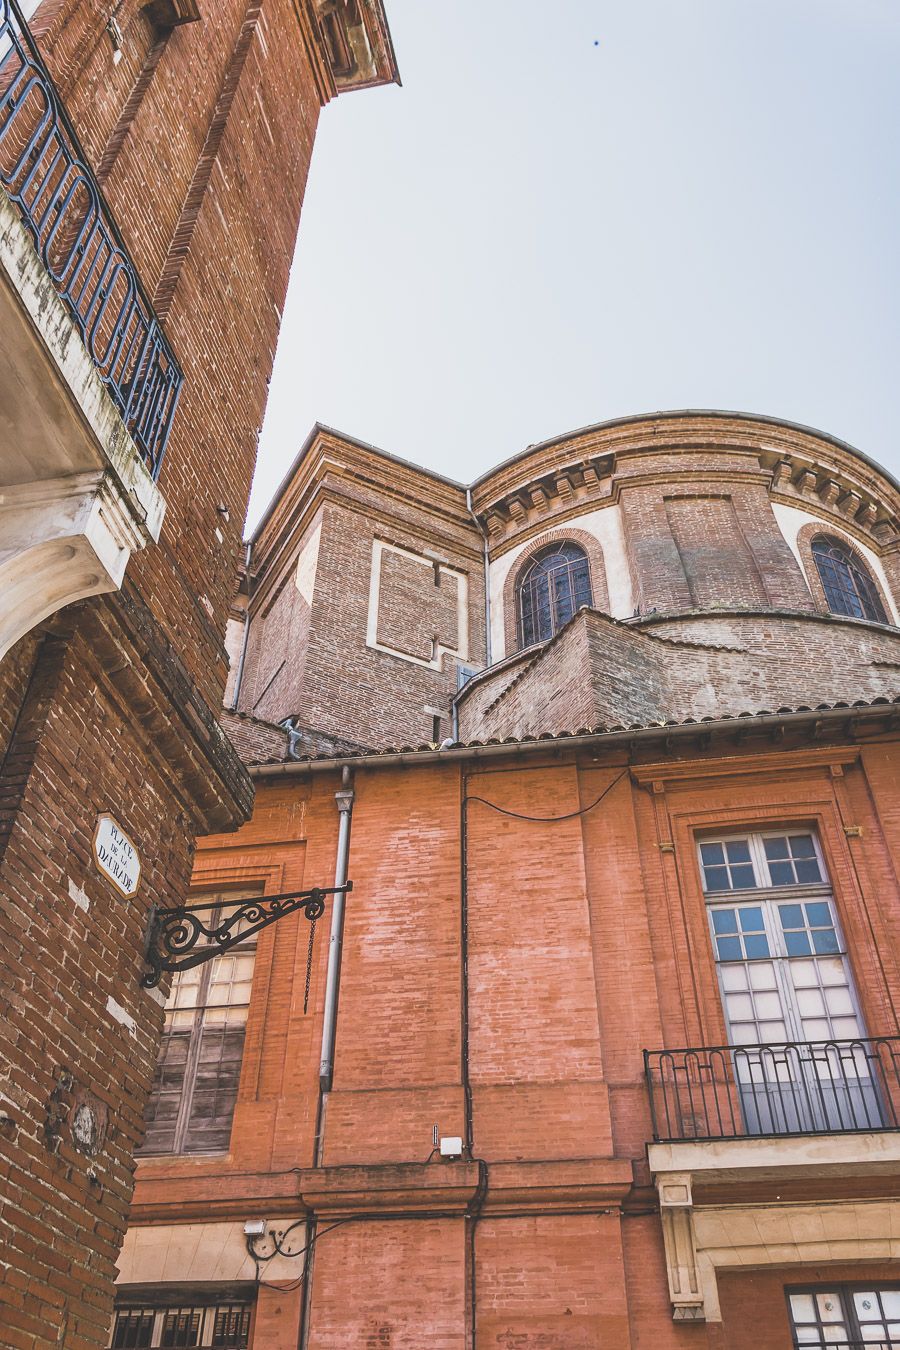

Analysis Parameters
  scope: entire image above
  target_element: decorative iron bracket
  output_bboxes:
[141,884,352,988]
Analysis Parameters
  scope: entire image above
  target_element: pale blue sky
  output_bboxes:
[248,0,900,526]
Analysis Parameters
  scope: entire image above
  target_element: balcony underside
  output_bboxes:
[0,188,164,659]
[648,1133,900,1324]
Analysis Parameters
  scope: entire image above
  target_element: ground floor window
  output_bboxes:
[111,1295,253,1349]
[788,1285,900,1347]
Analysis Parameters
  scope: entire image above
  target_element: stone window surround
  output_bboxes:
[795,521,896,627]
[502,527,610,656]
[649,1134,900,1322]
[632,753,889,1052]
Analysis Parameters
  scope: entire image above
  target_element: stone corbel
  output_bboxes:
[656,1172,705,1322]
[0,470,157,660]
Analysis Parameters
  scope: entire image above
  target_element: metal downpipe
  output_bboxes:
[319,764,354,1094]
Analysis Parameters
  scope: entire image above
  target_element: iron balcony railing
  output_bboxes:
[644,1037,900,1143]
[0,0,182,477]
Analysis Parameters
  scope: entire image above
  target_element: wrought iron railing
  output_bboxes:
[644,1037,900,1142]
[0,0,182,477]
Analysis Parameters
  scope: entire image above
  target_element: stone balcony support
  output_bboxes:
[0,189,165,660]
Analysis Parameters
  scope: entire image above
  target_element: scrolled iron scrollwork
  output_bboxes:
[142,884,350,988]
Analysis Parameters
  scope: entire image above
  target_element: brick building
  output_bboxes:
[0,1,397,1346]
[122,412,900,1346]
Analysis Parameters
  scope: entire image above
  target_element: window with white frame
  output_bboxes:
[110,1294,253,1349]
[787,1285,900,1348]
[698,829,879,1133]
[139,890,259,1156]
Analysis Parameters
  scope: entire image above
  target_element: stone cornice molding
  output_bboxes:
[631,746,860,787]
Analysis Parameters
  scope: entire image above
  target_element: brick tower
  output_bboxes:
[0,2,397,1345]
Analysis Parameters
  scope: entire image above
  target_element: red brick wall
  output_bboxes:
[717,1261,900,1350]
[0,625,195,1348]
[126,726,900,1345]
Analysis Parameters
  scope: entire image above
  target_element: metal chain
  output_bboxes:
[303,916,317,1014]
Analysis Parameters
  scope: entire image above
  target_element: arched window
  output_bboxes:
[811,535,888,623]
[517,542,592,647]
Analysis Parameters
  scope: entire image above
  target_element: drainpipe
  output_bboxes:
[230,540,253,709]
[466,487,492,668]
[319,765,354,1093]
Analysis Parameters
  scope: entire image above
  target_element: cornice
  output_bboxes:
[630,746,860,786]
[130,1157,634,1224]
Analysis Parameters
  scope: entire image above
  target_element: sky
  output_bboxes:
[247,0,900,528]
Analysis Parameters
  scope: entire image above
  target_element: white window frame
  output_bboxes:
[699,828,829,895]
[697,828,867,1048]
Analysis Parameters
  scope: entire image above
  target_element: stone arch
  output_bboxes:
[501,526,611,655]
[795,521,896,625]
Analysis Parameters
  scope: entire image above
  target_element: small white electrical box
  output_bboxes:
[439,1136,463,1159]
[243,1218,267,1237]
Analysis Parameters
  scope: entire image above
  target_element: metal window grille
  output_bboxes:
[811,535,888,624]
[517,543,592,647]
[139,890,259,1156]
[111,1300,252,1349]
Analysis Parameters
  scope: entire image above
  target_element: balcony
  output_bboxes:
[0,0,182,657]
[642,1040,900,1324]
[644,1037,900,1142]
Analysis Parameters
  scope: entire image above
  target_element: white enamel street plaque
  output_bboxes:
[92,814,141,897]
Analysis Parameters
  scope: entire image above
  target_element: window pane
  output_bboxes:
[141,1030,190,1154]
[738,907,764,932]
[704,865,730,891]
[181,1025,246,1152]
[768,861,795,886]
[785,931,812,957]
[805,902,832,927]
[779,904,805,928]
[795,859,823,884]
[700,842,725,865]
[716,937,743,961]
[712,910,738,934]
[726,839,752,863]
[812,929,840,956]
[730,864,756,889]
[764,836,790,861]
[212,1306,252,1348]
[161,1310,203,1348]
[749,962,778,990]
[816,1293,844,1322]
[743,934,770,959]
[112,1311,155,1350]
